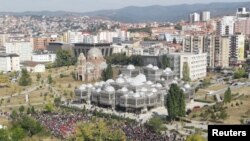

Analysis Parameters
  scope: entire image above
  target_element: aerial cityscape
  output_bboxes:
[0,0,250,141]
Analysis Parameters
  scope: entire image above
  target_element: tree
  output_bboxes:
[182,62,190,82]
[36,73,41,82]
[10,110,18,120]
[186,134,206,141]
[219,110,228,120]
[10,126,26,141]
[18,106,25,114]
[54,49,76,67]
[223,87,232,104]
[54,97,61,106]
[27,107,31,115]
[47,75,53,84]
[173,38,177,44]
[45,103,53,113]
[31,106,35,114]
[145,116,164,133]
[166,84,186,120]
[234,68,247,79]
[19,69,31,86]
[102,64,113,81]
[16,115,43,136]
[130,55,142,66]
[0,129,10,141]
[161,55,170,69]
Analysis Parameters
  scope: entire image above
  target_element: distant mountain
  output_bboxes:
[84,2,250,22]
[0,2,250,22]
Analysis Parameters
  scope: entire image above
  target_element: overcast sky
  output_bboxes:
[0,0,248,12]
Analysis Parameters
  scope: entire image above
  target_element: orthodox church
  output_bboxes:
[76,48,107,82]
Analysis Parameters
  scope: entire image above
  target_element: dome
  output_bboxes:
[116,77,125,84]
[135,74,147,83]
[165,67,172,72]
[146,81,153,85]
[87,84,93,88]
[96,88,102,93]
[152,66,159,70]
[172,80,178,84]
[133,93,141,98]
[151,88,158,93]
[79,84,86,90]
[146,64,153,68]
[106,79,115,83]
[121,87,128,92]
[156,83,162,88]
[127,64,135,70]
[141,87,148,92]
[105,86,115,92]
[147,93,154,97]
[174,77,178,80]
[87,48,103,58]
[184,84,191,89]
[161,78,165,81]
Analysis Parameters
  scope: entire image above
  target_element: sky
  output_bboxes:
[0,0,248,12]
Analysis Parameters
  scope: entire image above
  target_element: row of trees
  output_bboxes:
[106,53,143,66]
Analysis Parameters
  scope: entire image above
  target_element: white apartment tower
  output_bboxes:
[189,12,200,23]
[216,16,235,35]
[201,11,211,21]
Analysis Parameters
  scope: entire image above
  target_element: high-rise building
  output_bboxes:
[203,35,215,68]
[216,16,235,35]
[234,18,250,35]
[5,42,33,62]
[183,35,204,53]
[229,34,245,66]
[214,36,230,68]
[201,11,211,22]
[189,12,200,23]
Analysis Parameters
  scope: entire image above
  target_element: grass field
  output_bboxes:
[206,84,228,91]
[190,86,250,124]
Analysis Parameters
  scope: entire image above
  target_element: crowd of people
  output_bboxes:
[33,110,185,141]
[33,113,90,138]
[122,124,184,141]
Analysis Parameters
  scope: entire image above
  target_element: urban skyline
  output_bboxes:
[0,0,247,12]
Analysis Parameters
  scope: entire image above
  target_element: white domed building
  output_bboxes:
[76,48,107,82]
[143,64,163,82]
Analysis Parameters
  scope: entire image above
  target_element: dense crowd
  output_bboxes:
[33,111,184,141]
